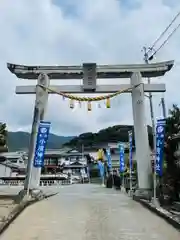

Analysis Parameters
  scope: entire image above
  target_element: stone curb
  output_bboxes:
[133,195,180,232]
[0,192,58,236]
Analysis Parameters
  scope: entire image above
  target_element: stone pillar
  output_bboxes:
[29,73,50,189]
[130,72,152,192]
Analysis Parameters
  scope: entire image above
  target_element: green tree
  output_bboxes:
[0,123,8,152]
[64,124,153,148]
[166,104,180,137]
[160,105,180,204]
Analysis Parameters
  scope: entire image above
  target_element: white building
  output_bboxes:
[0,152,26,169]
[0,163,12,178]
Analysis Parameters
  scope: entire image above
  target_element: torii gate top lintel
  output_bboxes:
[7,60,174,80]
[7,61,174,94]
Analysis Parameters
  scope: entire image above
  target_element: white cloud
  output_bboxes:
[0,0,180,136]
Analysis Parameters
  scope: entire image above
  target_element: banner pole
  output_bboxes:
[153,153,157,205]
[128,131,133,196]
[129,168,132,195]
[102,176,105,186]
[154,123,158,206]
[112,170,114,187]
[122,173,125,188]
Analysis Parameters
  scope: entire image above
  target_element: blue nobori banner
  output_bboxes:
[97,161,104,178]
[156,118,166,176]
[157,118,166,126]
[106,148,112,170]
[119,143,125,173]
[33,121,51,168]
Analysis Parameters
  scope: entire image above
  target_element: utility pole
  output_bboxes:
[143,47,157,205]
[160,97,167,118]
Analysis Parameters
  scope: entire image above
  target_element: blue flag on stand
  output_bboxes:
[106,148,112,170]
[97,161,104,178]
[156,118,166,176]
[119,143,125,173]
[128,131,133,171]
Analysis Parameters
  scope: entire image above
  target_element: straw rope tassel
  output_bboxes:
[106,97,110,108]
[87,101,92,111]
[70,99,74,109]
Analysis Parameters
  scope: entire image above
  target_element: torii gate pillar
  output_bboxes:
[24,73,49,191]
[131,72,152,193]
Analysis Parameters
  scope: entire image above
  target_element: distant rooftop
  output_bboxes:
[44,148,82,157]
[0,152,23,158]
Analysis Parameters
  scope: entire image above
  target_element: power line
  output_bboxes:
[147,10,180,56]
[151,23,180,57]
[148,22,180,61]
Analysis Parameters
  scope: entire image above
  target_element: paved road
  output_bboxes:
[1,184,180,240]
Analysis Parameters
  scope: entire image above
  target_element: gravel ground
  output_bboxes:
[0,199,16,222]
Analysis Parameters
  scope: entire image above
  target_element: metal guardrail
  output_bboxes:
[40,179,71,186]
[0,179,72,186]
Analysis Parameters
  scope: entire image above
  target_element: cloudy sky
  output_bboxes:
[0,0,180,136]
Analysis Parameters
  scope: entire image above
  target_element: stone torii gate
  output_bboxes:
[7,61,174,196]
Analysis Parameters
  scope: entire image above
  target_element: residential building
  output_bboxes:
[0,152,26,173]
[42,148,93,177]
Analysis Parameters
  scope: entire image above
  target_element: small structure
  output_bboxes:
[0,161,25,179]
[0,152,26,167]
[0,163,12,178]
[0,153,26,175]
[63,161,88,179]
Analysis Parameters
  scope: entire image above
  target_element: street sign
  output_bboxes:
[83,63,97,91]
[33,121,51,168]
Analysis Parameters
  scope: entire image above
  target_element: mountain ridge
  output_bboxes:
[7,131,74,151]
[6,125,153,151]
[64,124,153,149]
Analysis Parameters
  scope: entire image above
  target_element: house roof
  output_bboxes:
[44,148,82,157]
[0,152,22,158]
[64,161,85,168]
